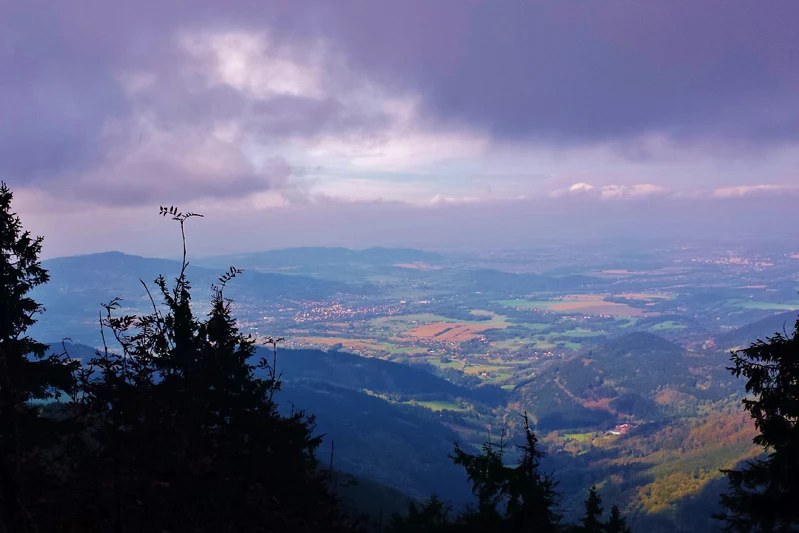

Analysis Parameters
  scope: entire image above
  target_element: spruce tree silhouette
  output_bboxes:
[605,505,631,533]
[716,313,799,532]
[0,182,78,533]
[65,207,354,532]
[449,412,560,532]
[505,413,560,532]
[576,486,603,533]
[386,495,453,533]
[389,413,564,532]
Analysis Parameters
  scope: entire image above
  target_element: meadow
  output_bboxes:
[496,295,651,317]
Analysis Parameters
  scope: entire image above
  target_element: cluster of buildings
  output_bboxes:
[287,301,406,324]
[608,423,635,436]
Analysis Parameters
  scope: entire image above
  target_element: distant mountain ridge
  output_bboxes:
[41,251,362,296]
[32,251,371,344]
[715,311,799,349]
[197,246,443,270]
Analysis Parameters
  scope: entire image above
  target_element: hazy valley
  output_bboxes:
[30,242,799,532]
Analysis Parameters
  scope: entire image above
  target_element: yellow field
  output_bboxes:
[407,322,507,341]
[299,337,386,351]
[549,296,649,316]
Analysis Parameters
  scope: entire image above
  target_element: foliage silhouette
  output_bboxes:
[716,313,799,532]
[605,505,631,533]
[0,182,78,533]
[389,412,566,532]
[575,486,603,533]
[386,495,454,533]
[61,206,356,532]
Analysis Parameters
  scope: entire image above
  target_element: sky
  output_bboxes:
[2,0,799,257]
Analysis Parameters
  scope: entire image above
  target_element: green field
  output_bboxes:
[371,312,510,332]
[563,432,595,443]
[464,364,506,375]
[428,359,465,370]
[651,321,687,331]
[409,400,465,412]
[490,339,528,350]
[532,341,557,350]
[519,323,550,331]
[559,328,605,338]
[384,346,430,355]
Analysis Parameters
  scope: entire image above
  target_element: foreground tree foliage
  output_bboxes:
[389,413,564,532]
[57,207,354,532]
[0,182,78,533]
[575,486,603,533]
[386,495,453,533]
[717,315,799,532]
[604,505,631,533]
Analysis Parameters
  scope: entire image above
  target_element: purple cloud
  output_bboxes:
[261,1,799,145]
[2,0,798,251]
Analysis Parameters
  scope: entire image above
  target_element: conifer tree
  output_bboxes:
[505,412,560,532]
[605,505,631,533]
[387,495,453,533]
[0,182,77,532]
[578,486,603,533]
[450,433,511,525]
[66,206,352,532]
[717,314,799,532]
[450,412,559,532]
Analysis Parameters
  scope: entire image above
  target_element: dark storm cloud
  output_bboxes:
[1,0,797,207]
[284,0,799,145]
[0,4,128,180]
[0,0,397,203]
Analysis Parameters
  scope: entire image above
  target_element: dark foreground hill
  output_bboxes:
[48,343,473,503]
[277,380,471,502]
[270,347,506,406]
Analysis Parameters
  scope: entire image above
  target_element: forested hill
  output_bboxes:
[32,252,371,343]
[267,347,506,405]
[598,331,685,358]
[40,251,364,298]
[715,311,799,350]
[513,331,737,431]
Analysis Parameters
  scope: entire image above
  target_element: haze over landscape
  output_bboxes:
[2,2,799,533]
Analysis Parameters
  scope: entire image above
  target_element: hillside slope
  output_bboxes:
[715,311,799,349]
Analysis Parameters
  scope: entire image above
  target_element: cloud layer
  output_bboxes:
[2,0,798,252]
